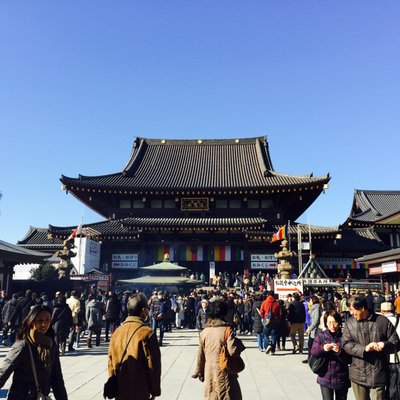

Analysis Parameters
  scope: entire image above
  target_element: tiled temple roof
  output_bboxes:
[20,217,269,246]
[346,190,400,226]
[121,217,267,230]
[61,137,330,192]
[0,240,51,263]
[17,227,64,250]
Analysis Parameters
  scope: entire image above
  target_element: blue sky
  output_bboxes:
[1,2,399,244]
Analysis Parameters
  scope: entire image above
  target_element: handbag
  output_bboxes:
[103,324,144,399]
[27,344,52,400]
[308,355,328,376]
[387,357,400,400]
[219,327,245,374]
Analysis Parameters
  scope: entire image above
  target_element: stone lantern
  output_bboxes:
[275,239,294,279]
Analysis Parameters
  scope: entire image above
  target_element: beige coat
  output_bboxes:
[194,319,244,400]
[108,316,161,400]
[66,295,80,325]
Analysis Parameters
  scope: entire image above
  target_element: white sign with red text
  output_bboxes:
[274,279,304,300]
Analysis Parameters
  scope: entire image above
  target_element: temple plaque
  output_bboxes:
[181,198,209,211]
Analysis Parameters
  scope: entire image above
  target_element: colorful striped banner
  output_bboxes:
[213,246,243,262]
[152,246,174,262]
[179,245,204,261]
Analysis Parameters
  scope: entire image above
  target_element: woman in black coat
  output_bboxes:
[252,294,265,351]
[105,292,121,342]
[0,304,68,399]
[52,296,73,355]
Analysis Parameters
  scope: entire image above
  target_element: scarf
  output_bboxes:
[28,328,53,369]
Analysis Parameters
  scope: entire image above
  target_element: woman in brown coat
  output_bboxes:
[192,300,245,400]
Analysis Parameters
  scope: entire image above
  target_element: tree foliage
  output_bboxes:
[30,262,59,282]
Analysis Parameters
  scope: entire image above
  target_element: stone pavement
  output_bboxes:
[0,329,356,400]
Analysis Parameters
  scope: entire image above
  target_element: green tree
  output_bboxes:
[30,262,59,282]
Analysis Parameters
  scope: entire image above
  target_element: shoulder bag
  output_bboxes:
[27,343,52,400]
[219,327,245,374]
[308,332,328,376]
[103,324,144,399]
[386,317,400,400]
[257,306,272,327]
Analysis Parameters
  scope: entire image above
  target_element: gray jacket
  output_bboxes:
[308,303,322,339]
[343,313,400,387]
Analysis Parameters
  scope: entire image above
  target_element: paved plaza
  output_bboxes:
[0,329,356,400]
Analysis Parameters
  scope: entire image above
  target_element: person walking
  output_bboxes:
[288,293,306,354]
[259,291,282,355]
[310,310,351,400]
[192,300,245,400]
[343,295,400,400]
[52,296,73,356]
[0,304,68,399]
[252,294,265,351]
[85,294,103,348]
[2,294,18,346]
[107,292,161,400]
[276,299,289,351]
[175,296,185,329]
[197,299,210,331]
[149,291,166,346]
[105,291,121,342]
[66,290,80,352]
[303,295,322,363]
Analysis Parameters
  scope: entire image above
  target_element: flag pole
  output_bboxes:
[78,217,83,274]
[297,224,302,275]
[308,220,312,260]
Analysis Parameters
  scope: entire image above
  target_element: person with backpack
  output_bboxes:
[259,291,282,355]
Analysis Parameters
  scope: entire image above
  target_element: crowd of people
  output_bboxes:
[0,284,398,399]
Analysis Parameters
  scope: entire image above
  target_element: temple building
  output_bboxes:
[17,136,393,284]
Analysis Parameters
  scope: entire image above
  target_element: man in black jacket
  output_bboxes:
[343,295,400,400]
[287,292,306,354]
[9,290,35,329]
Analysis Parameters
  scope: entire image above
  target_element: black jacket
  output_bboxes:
[10,297,36,327]
[287,300,306,324]
[52,304,73,340]
[343,313,400,388]
[252,300,263,334]
[2,298,17,325]
[0,339,68,400]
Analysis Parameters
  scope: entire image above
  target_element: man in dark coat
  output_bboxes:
[9,290,35,329]
[1,294,18,346]
[343,295,400,400]
[287,292,306,354]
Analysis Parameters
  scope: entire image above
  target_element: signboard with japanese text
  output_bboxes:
[112,254,139,261]
[111,254,139,269]
[250,254,278,269]
[274,279,304,300]
[302,278,332,286]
